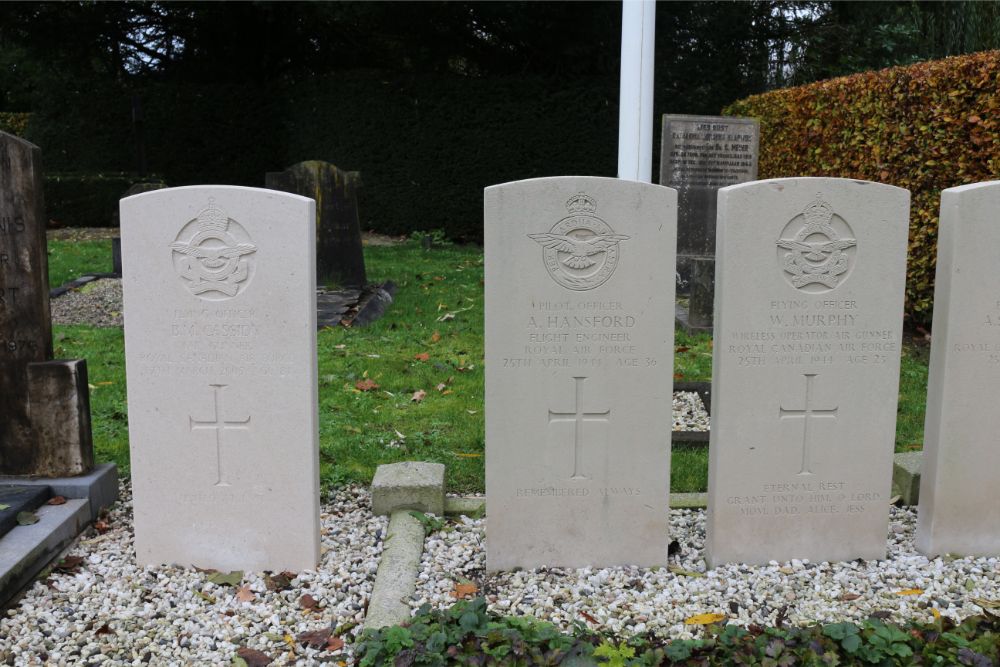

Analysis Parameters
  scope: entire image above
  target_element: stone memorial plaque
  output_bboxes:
[121,186,321,572]
[705,178,909,566]
[484,176,676,570]
[266,161,367,289]
[916,181,1000,557]
[0,132,93,476]
[660,115,758,331]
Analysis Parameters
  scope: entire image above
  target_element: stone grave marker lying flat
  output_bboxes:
[484,176,677,570]
[705,178,909,566]
[0,131,93,477]
[121,186,321,572]
[266,161,367,289]
[916,181,1000,557]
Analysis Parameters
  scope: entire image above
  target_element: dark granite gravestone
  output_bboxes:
[0,132,94,476]
[659,114,759,333]
[266,161,367,289]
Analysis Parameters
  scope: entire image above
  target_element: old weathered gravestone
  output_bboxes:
[705,178,909,566]
[659,114,758,333]
[121,186,321,571]
[266,161,367,289]
[916,181,1000,557]
[0,132,93,476]
[484,176,676,570]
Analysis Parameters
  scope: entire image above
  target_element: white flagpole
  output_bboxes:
[617,0,656,183]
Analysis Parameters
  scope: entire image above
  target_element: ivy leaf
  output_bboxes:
[0,504,9,511]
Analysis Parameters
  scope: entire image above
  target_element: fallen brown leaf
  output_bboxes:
[326,636,345,652]
[300,593,320,610]
[413,352,430,362]
[95,623,113,636]
[840,592,861,601]
[94,520,110,533]
[265,572,294,592]
[235,585,255,603]
[355,379,379,392]
[47,496,67,505]
[54,555,85,573]
[436,383,447,392]
[411,389,427,402]
[451,582,477,599]
[297,628,332,649]
[430,331,441,343]
[236,647,273,667]
[579,610,599,624]
[684,612,727,625]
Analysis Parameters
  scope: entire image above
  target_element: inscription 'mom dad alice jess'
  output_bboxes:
[122,186,320,572]
[706,178,909,566]
[485,176,677,570]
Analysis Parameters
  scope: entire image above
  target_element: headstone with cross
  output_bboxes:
[0,131,94,477]
[916,181,1000,557]
[484,176,677,570]
[121,185,321,572]
[705,177,909,566]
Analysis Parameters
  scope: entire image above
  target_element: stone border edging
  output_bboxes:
[364,509,427,630]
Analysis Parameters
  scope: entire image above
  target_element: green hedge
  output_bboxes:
[23,72,619,240]
[725,50,1000,325]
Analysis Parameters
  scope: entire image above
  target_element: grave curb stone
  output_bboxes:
[0,499,90,610]
[364,510,426,630]
[0,462,118,523]
[371,461,445,517]
[892,452,923,506]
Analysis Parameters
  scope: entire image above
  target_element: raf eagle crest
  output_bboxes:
[776,195,857,292]
[528,193,629,291]
[170,199,257,299]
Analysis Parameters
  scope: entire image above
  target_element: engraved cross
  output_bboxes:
[189,384,251,486]
[778,373,838,476]
[547,376,610,480]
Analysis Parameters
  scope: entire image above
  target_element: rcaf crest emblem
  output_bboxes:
[528,193,629,291]
[170,199,257,300]
[776,194,857,292]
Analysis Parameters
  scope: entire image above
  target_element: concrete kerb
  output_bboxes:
[365,462,445,630]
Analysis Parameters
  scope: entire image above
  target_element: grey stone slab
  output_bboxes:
[371,461,445,516]
[917,181,1000,557]
[0,462,119,523]
[121,186,321,572]
[706,178,910,566]
[0,485,51,538]
[266,161,367,289]
[0,499,89,610]
[892,452,922,506]
[485,176,677,570]
[364,510,425,630]
[0,132,94,477]
[659,114,759,299]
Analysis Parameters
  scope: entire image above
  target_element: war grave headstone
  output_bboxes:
[916,181,1000,557]
[121,186,321,572]
[705,178,909,566]
[659,114,758,333]
[0,131,94,481]
[484,176,677,570]
[112,181,168,277]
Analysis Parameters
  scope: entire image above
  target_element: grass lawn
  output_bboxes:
[49,238,930,495]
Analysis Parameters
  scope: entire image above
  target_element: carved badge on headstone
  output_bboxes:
[776,195,857,292]
[170,199,257,300]
[528,193,629,291]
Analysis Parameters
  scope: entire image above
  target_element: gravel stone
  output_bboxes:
[50,279,123,328]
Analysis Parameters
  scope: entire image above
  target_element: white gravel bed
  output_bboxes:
[0,483,386,666]
[414,506,1000,639]
[51,279,123,328]
[673,391,709,431]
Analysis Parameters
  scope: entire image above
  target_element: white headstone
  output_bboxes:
[705,177,909,566]
[916,181,1000,557]
[484,176,676,571]
[121,186,320,572]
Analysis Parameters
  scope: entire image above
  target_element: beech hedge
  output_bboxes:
[725,50,1000,325]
